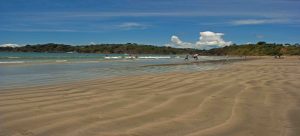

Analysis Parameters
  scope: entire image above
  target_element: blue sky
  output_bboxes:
[0,0,299,47]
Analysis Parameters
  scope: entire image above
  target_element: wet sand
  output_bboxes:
[0,57,300,136]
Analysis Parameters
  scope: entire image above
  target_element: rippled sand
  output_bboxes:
[1,57,300,136]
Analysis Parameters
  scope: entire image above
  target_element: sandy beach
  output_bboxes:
[0,57,299,136]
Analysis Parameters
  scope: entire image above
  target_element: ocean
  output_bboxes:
[0,52,238,90]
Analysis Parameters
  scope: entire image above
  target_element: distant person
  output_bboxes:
[184,55,189,61]
[193,54,199,60]
[224,55,229,64]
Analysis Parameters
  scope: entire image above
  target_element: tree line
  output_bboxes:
[208,42,300,56]
[0,42,299,55]
[0,43,205,55]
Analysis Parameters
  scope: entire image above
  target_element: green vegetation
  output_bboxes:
[209,42,300,56]
[1,42,299,56]
[0,43,204,55]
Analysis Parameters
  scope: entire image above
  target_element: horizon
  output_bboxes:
[1,41,299,47]
[1,41,300,51]
[1,0,300,49]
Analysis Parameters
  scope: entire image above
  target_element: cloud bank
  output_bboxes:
[0,43,21,47]
[166,31,232,49]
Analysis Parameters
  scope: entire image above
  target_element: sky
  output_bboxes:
[0,0,299,49]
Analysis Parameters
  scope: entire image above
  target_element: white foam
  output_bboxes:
[55,60,68,62]
[138,56,171,59]
[66,52,76,54]
[7,56,20,59]
[0,61,24,64]
[125,56,136,59]
[104,56,122,59]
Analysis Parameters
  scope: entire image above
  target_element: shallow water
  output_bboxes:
[0,52,238,90]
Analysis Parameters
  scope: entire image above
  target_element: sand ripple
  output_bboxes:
[1,57,300,136]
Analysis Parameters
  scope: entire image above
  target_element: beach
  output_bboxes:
[0,57,300,136]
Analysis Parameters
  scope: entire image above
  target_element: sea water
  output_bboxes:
[0,52,238,90]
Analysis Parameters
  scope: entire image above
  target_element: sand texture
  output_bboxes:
[0,57,300,136]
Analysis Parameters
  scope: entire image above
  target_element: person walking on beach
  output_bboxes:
[184,55,189,61]
[193,54,199,60]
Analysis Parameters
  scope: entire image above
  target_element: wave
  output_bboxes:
[55,60,68,62]
[125,56,136,59]
[0,61,25,64]
[104,56,172,60]
[7,56,21,59]
[138,56,171,59]
[104,56,122,59]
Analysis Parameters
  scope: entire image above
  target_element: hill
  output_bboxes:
[209,42,300,56]
[0,42,299,55]
[0,43,205,55]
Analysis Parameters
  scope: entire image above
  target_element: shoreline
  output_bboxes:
[0,56,245,91]
[140,57,253,67]
[0,56,271,92]
[0,57,299,136]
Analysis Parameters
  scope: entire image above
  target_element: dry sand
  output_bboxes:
[0,57,300,136]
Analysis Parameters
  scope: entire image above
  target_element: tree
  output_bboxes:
[257,41,266,45]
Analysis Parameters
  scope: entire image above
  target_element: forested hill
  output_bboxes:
[0,43,205,55]
[0,42,300,55]
[208,42,300,56]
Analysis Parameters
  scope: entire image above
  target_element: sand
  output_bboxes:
[0,57,299,136]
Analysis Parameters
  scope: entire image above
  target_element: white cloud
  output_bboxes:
[117,22,149,30]
[166,31,232,50]
[232,19,289,25]
[0,43,21,47]
[170,36,193,48]
[196,31,232,49]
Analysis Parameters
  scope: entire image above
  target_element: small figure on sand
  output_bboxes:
[193,54,199,60]
[184,55,189,61]
[223,55,229,64]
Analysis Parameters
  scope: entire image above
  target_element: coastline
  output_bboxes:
[140,57,252,67]
[0,57,299,136]
[0,55,239,90]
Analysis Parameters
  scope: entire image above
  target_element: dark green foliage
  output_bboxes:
[0,43,204,55]
[8,43,76,53]
[208,42,300,56]
[1,42,299,55]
